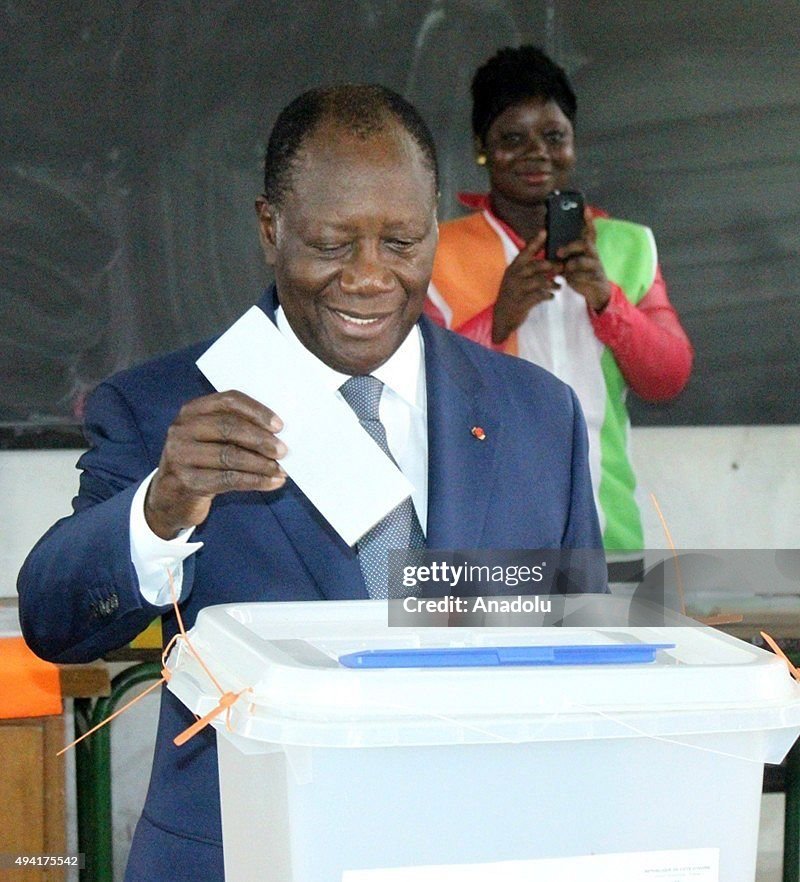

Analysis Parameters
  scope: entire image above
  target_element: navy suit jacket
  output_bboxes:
[18,289,603,880]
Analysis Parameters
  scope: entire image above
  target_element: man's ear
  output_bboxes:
[254,196,278,265]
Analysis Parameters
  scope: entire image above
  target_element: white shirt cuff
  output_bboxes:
[130,470,204,607]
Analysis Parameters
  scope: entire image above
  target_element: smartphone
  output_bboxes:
[545,190,585,260]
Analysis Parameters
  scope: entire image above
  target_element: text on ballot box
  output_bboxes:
[164,598,800,882]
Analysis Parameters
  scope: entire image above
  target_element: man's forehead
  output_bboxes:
[298,118,430,179]
[301,117,412,163]
[273,123,434,218]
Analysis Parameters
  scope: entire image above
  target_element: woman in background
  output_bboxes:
[428,45,693,554]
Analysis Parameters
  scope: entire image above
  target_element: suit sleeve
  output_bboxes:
[17,382,196,664]
[561,387,609,592]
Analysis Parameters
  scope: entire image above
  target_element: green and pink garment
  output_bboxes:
[427,194,693,551]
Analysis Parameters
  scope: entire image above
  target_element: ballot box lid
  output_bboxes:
[165,597,800,753]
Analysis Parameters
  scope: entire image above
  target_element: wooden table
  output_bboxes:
[0,655,110,882]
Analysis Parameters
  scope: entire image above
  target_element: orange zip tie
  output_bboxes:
[58,564,235,755]
[165,569,254,744]
[649,493,744,627]
[57,674,168,756]
[173,688,250,746]
[167,568,226,697]
[760,631,800,681]
[698,613,744,626]
[649,492,686,616]
[57,605,185,755]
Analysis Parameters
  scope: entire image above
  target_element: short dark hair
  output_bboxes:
[264,84,439,208]
[471,45,577,146]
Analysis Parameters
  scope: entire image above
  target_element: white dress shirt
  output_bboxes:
[130,306,428,606]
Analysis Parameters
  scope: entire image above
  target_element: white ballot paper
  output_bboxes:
[196,306,414,546]
[341,849,719,881]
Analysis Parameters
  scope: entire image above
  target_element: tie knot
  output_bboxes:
[340,375,383,421]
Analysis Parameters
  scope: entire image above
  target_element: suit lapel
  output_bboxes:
[266,480,367,600]
[421,318,502,550]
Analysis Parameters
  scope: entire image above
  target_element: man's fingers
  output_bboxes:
[169,391,287,458]
[145,454,287,537]
[174,441,286,475]
[169,415,287,458]
[178,390,283,433]
[144,390,291,538]
[165,463,286,497]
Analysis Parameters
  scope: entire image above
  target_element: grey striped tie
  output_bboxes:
[339,375,425,598]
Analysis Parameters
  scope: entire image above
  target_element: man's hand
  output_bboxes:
[145,391,287,539]
[555,208,612,313]
[492,229,560,344]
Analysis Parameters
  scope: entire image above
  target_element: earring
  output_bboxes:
[476,153,487,166]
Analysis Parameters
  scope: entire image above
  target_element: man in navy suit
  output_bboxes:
[18,85,604,881]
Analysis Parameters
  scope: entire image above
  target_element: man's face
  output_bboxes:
[257,119,438,375]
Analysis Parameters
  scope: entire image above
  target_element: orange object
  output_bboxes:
[59,567,243,755]
[649,492,686,616]
[760,631,800,682]
[431,213,511,336]
[59,567,249,755]
[173,689,249,747]
[0,636,62,719]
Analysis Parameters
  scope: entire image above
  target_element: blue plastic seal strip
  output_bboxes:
[338,643,676,669]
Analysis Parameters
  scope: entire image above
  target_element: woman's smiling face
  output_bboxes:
[483,97,576,207]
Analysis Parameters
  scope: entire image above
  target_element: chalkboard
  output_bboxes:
[1,0,798,447]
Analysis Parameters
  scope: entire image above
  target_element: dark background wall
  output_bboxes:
[1,0,798,445]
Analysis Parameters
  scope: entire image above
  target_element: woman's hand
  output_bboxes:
[556,208,612,312]
[492,229,561,344]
